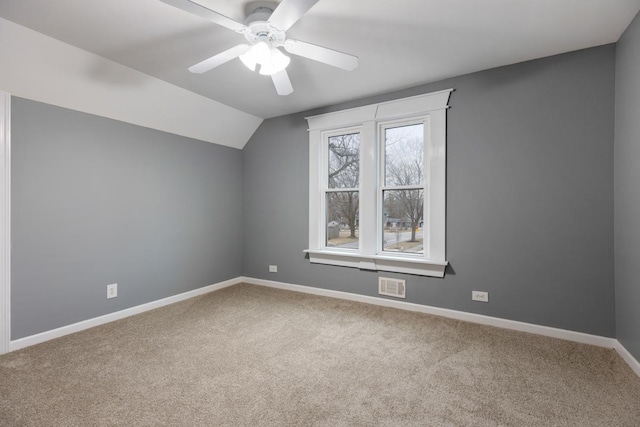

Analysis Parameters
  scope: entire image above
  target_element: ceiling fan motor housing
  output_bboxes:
[244,7,273,24]
[241,2,285,46]
[244,1,278,23]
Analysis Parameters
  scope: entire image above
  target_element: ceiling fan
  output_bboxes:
[160,0,359,96]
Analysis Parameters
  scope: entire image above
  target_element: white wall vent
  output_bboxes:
[378,277,406,299]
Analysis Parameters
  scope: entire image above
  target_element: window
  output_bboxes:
[326,131,360,249]
[381,121,425,254]
[305,89,452,277]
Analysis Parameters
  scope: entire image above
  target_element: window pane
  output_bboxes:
[384,124,424,186]
[382,189,424,253]
[328,133,360,188]
[326,191,359,249]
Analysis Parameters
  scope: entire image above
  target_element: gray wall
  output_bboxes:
[10,44,619,341]
[12,98,243,339]
[615,11,640,361]
[243,45,616,337]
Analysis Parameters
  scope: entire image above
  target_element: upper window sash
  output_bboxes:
[323,127,362,191]
[379,118,427,189]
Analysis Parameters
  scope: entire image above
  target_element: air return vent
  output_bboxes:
[378,277,406,299]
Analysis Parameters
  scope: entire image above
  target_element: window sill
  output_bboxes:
[303,249,448,278]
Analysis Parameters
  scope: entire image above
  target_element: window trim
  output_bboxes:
[305,89,453,278]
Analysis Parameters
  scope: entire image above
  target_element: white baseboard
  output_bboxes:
[240,276,617,349]
[614,340,640,378]
[8,274,640,380]
[9,277,241,352]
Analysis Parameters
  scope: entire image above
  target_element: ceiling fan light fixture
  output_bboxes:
[239,52,257,71]
[259,48,290,76]
[239,41,270,71]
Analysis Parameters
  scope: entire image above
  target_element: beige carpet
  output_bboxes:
[1,283,639,426]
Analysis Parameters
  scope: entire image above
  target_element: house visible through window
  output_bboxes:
[305,89,453,278]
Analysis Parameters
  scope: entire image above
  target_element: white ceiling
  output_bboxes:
[0,0,639,119]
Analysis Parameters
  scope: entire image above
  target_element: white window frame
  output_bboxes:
[378,117,429,258]
[305,89,452,277]
[321,126,362,251]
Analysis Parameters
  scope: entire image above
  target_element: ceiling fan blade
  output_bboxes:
[188,44,250,73]
[284,39,358,71]
[268,0,320,31]
[271,69,294,96]
[159,0,246,32]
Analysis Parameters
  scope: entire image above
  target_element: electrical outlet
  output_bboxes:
[269,265,278,273]
[472,291,488,302]
[107,283,118,299]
